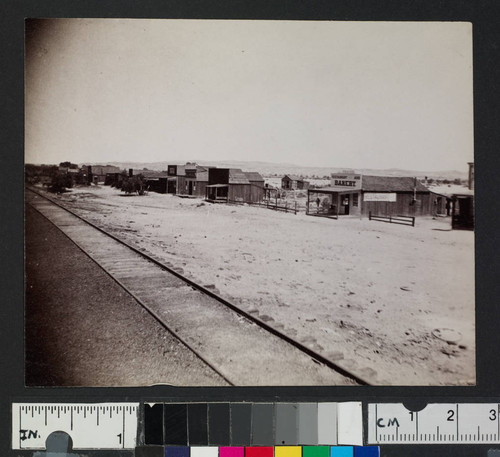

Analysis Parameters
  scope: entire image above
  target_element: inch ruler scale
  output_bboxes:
[368,403,500,445]
[12,403,139,450]
[11,401,500,452]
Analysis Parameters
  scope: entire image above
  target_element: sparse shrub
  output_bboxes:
[48,173,73,193]
[120,175,145,195]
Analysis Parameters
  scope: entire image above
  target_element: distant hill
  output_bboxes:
[94,160,468,181]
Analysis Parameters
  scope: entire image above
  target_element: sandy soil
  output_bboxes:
[42,184,475,385]
[25,204,228,386]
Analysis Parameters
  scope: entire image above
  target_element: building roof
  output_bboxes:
[90,165,121,175]
[229,168,250,184]
[132,169,166,178]
[245,171,264,182]
[361,175,429,192]
[283,174,305,181]
[427,184,474,198]
[143,173,169,180]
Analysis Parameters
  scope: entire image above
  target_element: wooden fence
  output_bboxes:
[227,199,298,215]
[369,211,415,227]
[305,207,339,219]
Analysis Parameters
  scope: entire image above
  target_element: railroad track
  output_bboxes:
[26,187,370,386]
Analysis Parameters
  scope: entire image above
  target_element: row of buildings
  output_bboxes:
[103,163,267,204]
[307,171,474,229]
[78,162,473,229]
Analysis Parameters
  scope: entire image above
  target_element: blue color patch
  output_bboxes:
[330,446,353,457]
[353,447,379,457]
[165,446,190,457]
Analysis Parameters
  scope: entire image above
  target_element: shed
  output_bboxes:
[205,168,264,203]
[281,174,309,190]
[142,172,169,193]
[87,165,121,184]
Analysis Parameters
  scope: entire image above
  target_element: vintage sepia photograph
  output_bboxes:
[25,19,474,387]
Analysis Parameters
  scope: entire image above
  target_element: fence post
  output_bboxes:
[295,201,297,215]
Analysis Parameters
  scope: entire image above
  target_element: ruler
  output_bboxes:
[368,403,500,444]
[12,403,139,450]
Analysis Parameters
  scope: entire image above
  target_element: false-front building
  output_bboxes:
[307,173,433,217]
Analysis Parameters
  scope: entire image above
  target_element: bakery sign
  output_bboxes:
[330,173,362,190]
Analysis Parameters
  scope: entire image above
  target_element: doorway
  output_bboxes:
[341,194,350,215]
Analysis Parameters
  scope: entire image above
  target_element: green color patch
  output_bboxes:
[302,446,330,457]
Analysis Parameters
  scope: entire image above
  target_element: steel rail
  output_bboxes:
[27,187,371,386]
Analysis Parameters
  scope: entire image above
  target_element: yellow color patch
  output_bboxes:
[275,446,302,457]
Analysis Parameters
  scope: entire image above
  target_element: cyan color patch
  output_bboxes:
[330,446,353,457]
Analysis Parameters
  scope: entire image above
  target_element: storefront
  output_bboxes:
[307,174,433,218]
[307,173,362,217]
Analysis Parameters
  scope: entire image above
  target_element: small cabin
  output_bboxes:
[281,175,309,190]
[206,168,264,203]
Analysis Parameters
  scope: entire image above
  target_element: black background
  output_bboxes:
[1,1,499,456]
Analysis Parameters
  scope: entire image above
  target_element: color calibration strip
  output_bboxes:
[135,446,379,457]
[144,403,363,447]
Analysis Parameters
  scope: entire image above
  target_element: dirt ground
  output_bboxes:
[39,184,475,386]
[25,204,228,386]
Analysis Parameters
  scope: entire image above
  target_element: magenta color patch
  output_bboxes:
[220,447,245,457]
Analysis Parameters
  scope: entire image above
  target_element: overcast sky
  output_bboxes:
[25,19,473,171]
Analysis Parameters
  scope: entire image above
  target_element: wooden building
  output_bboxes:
[105,171,126,187]
[86,165,121,184]
[176,163,209,197]
[428,186,474,229]
[205,168,264,203]
[468,162,474,190]
[166,164,179,194]
[281,174,309,190]
[143,172,169,193]
[307,173,433,217]
[451,192,474,230]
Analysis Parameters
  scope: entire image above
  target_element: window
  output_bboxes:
[353,193,359,207]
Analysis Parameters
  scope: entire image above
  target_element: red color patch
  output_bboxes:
[245,447,274,457]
